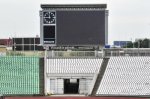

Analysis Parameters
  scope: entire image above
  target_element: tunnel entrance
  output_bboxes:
[64,79,79,94]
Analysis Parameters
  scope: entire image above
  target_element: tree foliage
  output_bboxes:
[126,38,150,48]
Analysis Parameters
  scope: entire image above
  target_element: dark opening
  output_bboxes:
[64,79,79,94]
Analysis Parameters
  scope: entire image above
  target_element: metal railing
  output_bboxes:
[4,51,45,57]
[1,48,150,58]
[104,48,150,57]
[47,51,104,58]
[104,52,150,57]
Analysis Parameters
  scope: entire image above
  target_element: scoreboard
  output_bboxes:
[40,4,108,46]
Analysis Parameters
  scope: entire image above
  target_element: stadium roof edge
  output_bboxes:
[41,4,107,9]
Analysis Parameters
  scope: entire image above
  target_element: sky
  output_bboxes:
[0,0,150,45]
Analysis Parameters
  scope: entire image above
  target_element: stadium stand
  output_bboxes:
[0,56,39,95]
[45,58,103,95]
[46,58,103,74]
[96,56,150,96]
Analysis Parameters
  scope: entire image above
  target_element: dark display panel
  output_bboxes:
[31,45,44,50]
[12,38,44,51]
[13,38,22,44]
[24,38,30,44]
[24,45,30,50]
[31,45,34,50]
[14,46,22,51]
[35,45,44,50]
[30,38,34,44]
[35,38,40,44]
[56,10,105,46]
[24,38,40,44]
[43,26,55,44]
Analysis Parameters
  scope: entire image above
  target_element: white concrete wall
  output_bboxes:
[79,79,92,94]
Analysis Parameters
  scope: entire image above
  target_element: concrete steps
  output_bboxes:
[91,58,110,96]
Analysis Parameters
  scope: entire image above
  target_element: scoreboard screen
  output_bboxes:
[40,4,108,46]
[56,11,105,46]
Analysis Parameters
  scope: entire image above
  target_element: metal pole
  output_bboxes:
[44,46,48,95]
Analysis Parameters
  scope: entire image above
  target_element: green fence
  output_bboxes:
[0,56,39,95]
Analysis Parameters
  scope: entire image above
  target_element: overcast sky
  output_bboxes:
[0,0,150,44]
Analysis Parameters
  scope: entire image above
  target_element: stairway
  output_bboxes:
[91,58,110,96]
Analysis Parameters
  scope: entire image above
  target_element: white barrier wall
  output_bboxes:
[97,56,150,96]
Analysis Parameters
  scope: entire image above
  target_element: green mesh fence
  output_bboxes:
[0,56,39,95]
